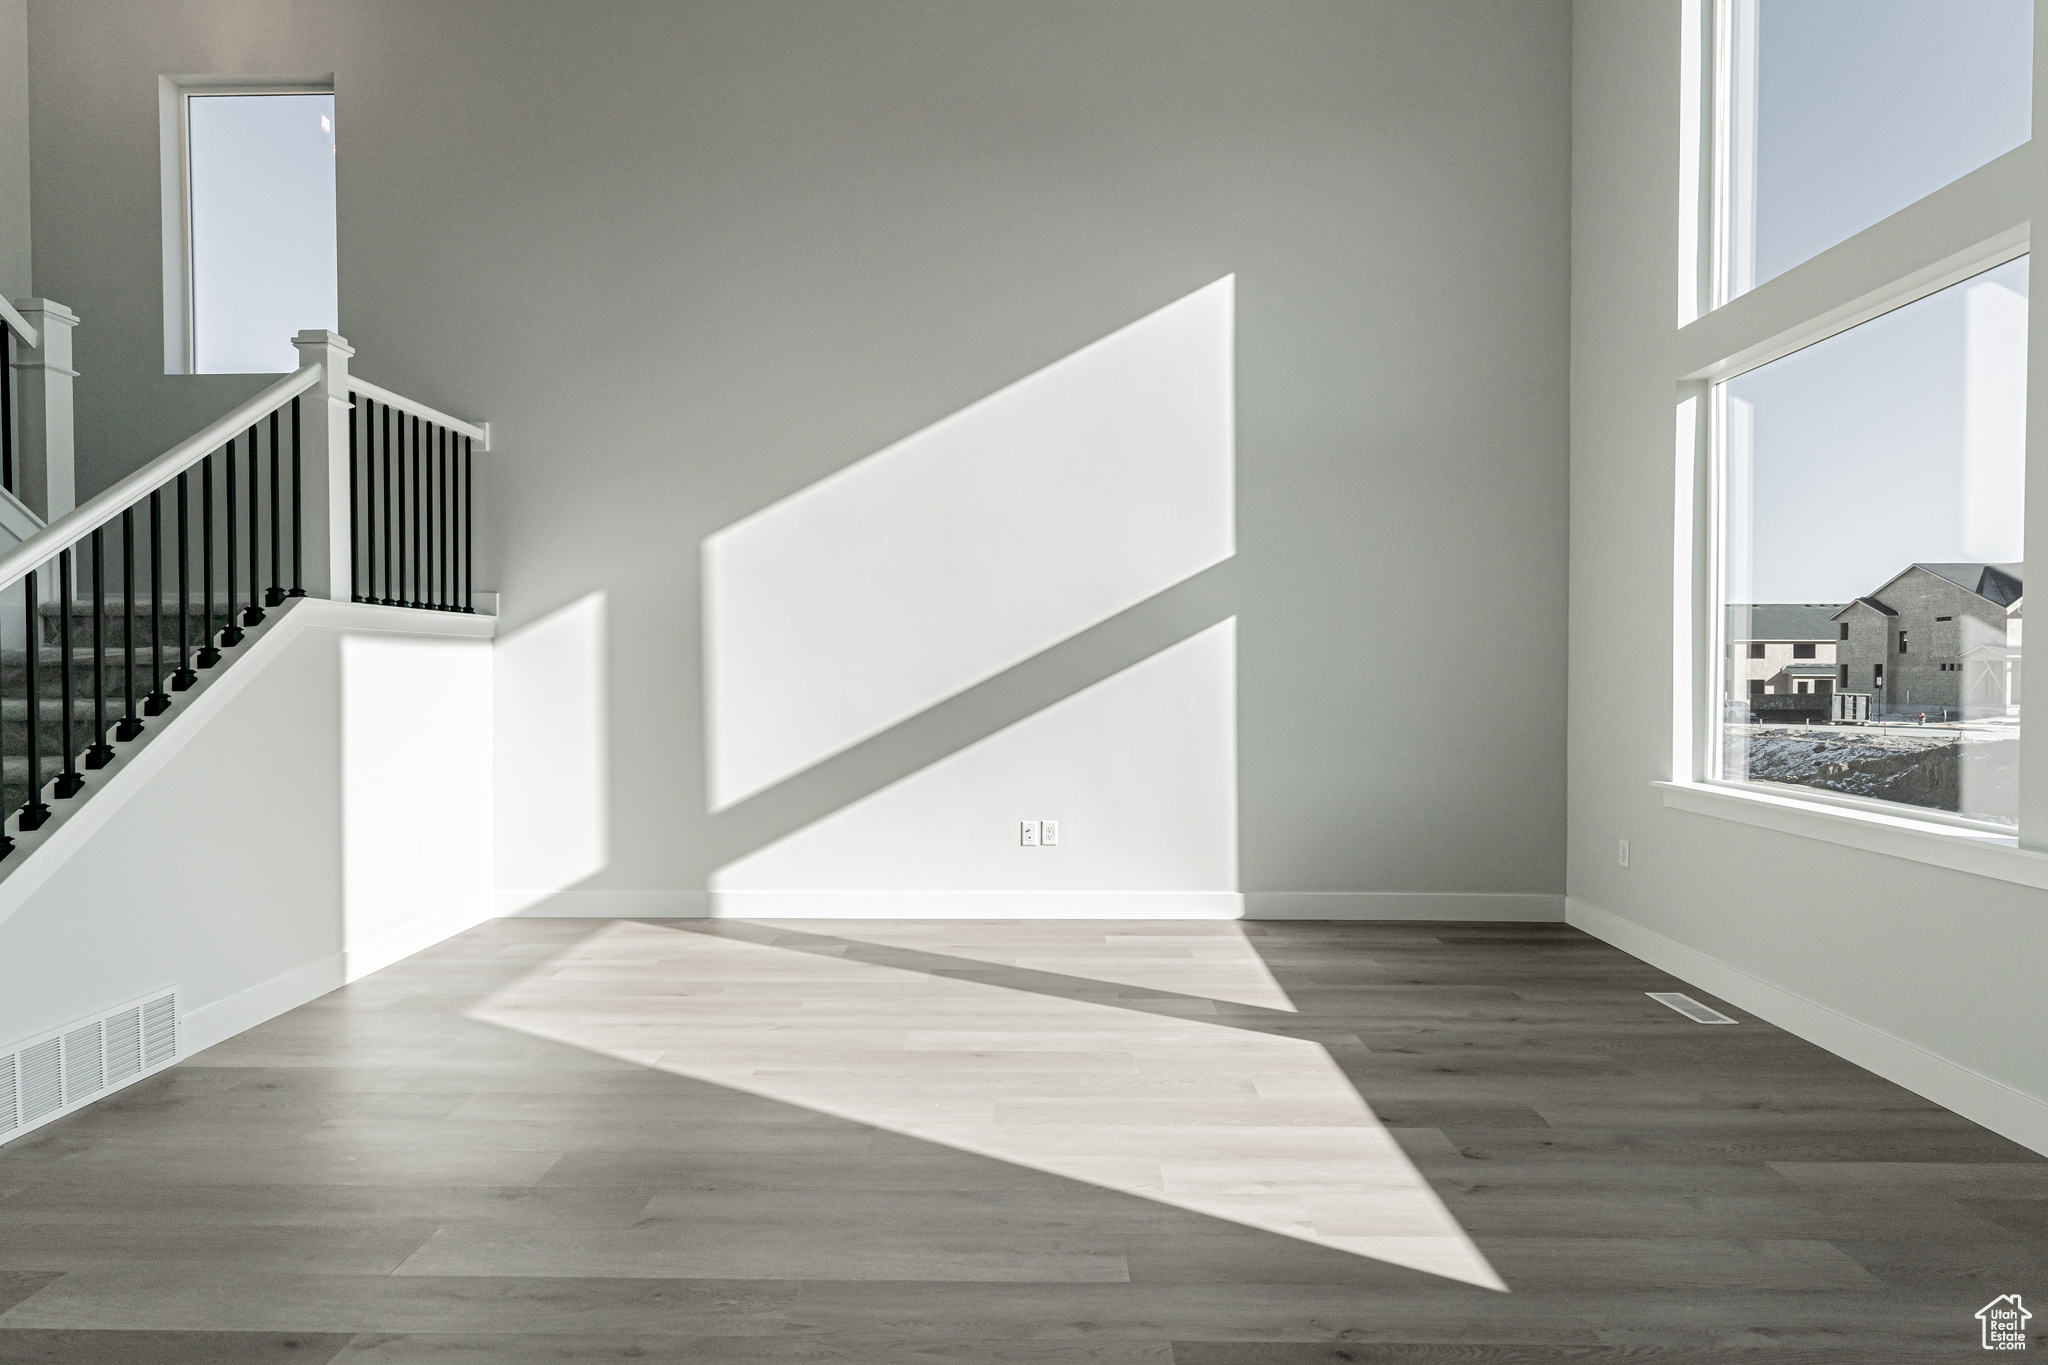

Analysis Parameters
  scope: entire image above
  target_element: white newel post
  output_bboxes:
[12,299,78,522]
[291,329,355,601]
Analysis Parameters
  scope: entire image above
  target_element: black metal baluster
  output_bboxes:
[367,400,377,601]
[434,425,444,608]
[362,398,375,602]
[85,530,112,767]
[116,509,142,741]
[145,491,169,715]
[244,424,263,626]
[396,413,408,607]
[54,549,82,797]
[19,567,48,829]
[462,435,474,613]
[221,438,243,647]
[452,431,460,613]
[198,455,221,668]
[290,395,305,598]
[411,415,423,608]
[417,419,430,605]
[382,403,395,605]
[174,471,196,690]
[348,395,360,601]
[266,408,283,606]
[438,426,450,609]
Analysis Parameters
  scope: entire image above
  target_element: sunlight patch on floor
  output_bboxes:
[798,919,1296,1013]
[467,919,1505,1291]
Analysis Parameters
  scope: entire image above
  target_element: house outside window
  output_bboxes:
[1722,606,1839,718]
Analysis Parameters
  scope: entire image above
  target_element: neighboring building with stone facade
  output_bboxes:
[1832,563,2022,718]
[1726,604,1843,715]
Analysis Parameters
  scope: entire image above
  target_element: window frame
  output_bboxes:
[158,73,335,376]
[1673,0,2040,851]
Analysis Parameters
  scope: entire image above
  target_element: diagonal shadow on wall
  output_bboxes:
[702,558,1238,872]
[696,277,1240,903]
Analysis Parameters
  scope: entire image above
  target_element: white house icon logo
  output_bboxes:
[1978,1294,2031,1350]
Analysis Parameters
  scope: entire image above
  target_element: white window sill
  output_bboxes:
[1655,780,2048,891]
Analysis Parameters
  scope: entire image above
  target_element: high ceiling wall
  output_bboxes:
[23,0,1572,913]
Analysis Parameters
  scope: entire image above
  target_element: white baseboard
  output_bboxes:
[181,951,343,1057]
[1566,896,2048,1158]
[495,888,1566,921]
[1244,892,1564,921]
[343,895,498,982]
[182,896,495,1058]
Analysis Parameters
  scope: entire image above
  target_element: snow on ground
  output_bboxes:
[1725,723,2017,825]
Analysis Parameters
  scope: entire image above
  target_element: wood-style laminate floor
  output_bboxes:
[0,919,2042,1362]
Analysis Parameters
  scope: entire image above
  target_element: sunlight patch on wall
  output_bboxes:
[468,919,1505,1291]
[340,632,492,972]
[712,619,1238,900]
[702,277,1235,811]
[493,593,610,911]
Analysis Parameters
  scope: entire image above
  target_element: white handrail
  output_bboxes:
[0,364,322,594]
[349,377,488,446]
[0,297,39,349]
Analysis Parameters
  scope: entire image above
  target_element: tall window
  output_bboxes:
[1692,1,2033,838]
[1717,260,2026,826]
[164,84,337,374]
[1718,0,2032,301]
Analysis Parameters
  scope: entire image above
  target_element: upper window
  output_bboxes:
[163,82,337,374]
[1717,257,2026,827]
[1718,0,2032,303]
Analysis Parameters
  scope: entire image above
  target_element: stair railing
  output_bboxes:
[0,329,484,860]
[346,379,483,612]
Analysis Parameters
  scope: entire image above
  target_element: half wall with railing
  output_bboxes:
[0,328,485,858]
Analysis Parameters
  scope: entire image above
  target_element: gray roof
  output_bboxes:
[1913,562,2023,606]
[1727,604,1846,641]
[1835,596,1898,619]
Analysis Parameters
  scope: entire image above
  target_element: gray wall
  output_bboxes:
[0,0,27,300]
[24,0,1571,908]
[1570,1,2047,1136]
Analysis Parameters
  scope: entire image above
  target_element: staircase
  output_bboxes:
[0,326,486,865]
[0,599,215,813]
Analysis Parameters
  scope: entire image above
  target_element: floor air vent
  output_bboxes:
[0,988,179,1146]
[1647,991,1738,1024]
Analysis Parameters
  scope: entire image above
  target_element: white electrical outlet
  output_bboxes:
[1618,838,1629,868]
[1020,821,1039,847]
[1040,820,1059,847]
